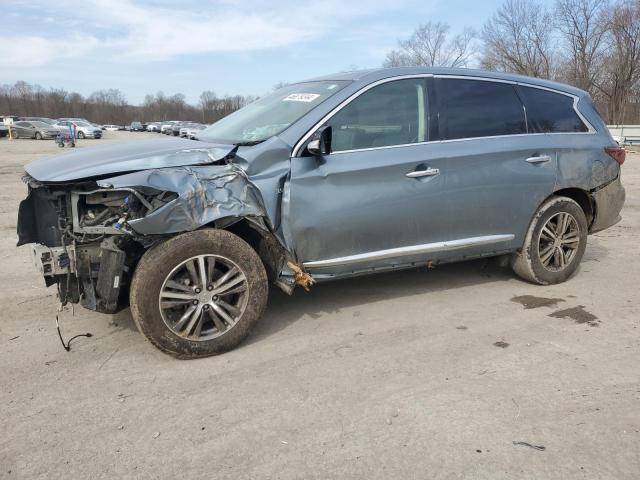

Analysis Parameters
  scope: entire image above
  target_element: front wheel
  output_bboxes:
[77,131,85,139]
[35,132,42,140]
[512,196,588,285]
[130,229,268,358]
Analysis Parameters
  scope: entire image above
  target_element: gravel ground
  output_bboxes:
[1,132,639,479]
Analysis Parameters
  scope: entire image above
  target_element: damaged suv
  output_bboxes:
[18,68,625,358]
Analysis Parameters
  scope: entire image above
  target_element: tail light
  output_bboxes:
[605,146,626,165]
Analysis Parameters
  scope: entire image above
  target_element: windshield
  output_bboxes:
[198,80,349,144]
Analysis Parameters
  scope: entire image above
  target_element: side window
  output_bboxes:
[15,122,28,127]
[327,79,427,152]
[435,78,526,140]
[519,86,588,133]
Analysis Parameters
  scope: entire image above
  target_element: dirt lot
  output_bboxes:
[1,132,638,479]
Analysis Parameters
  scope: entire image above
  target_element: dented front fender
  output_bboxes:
[97,164,268,235]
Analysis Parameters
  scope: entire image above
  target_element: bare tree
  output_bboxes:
[555,0,609,93]
[597,0,640,124]
[199,90,218,123]
[481,0,555,78]
[383,22,476,68]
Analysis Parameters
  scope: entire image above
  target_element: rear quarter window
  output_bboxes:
[435,78,526,140]
[518,86,588,133]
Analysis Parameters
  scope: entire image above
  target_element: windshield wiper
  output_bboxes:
[234,140,263,147]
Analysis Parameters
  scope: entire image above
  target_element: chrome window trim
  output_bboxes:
[292,74,595,157]
[302,234,515,269]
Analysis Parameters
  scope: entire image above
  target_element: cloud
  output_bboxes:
[0,34,99,67]
[0,0,419,66]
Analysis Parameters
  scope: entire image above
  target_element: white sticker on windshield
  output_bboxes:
[283,93,320,103]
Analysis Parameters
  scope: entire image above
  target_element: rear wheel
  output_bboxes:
[512,196,588,285]
[130,229,268,358]
[11,129,18,139]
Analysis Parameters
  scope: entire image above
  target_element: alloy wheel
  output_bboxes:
[537,212,580,272]
[158,254,249,341]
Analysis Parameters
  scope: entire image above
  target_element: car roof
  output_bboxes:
[300,67,587,97]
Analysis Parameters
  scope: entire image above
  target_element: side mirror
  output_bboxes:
[306,126,332,156]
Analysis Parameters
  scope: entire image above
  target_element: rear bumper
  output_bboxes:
[590,175,625,233]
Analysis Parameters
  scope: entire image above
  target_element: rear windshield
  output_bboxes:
[198,81,349,144]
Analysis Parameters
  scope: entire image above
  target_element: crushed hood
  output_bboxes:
[24,137,237,182]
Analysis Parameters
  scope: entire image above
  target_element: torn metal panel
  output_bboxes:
[97,163,268,235]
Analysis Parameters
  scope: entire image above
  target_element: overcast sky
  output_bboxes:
[1,0,554,104]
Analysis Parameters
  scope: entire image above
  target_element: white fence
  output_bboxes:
[607,125,640,144]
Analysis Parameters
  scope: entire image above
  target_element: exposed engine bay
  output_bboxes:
[18,175,177,313]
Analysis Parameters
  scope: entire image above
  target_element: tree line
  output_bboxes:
[384,0,640,125]
[0,82,255,125]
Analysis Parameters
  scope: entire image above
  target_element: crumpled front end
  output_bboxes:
[17,160,295,314]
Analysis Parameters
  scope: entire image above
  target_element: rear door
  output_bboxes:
[428,76,559,244]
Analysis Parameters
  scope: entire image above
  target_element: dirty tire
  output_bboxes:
[130,229,268,358]
[511,196,588,285]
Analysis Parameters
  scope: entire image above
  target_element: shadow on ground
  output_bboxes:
[93,239,609,347]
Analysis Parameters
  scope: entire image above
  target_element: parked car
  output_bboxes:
[102,125,121,131]
[54,120,103,139]
[58,117,93,125]
[0,125,7,137]
[187,124,207,139]
[17,67,625,358]
[146,122,161,132]
[10,120,60,139]
[179,123,206,138]
[160,121,178,134]
[130,121,144,132]
[20,117,58,126]
[171,122,195,136]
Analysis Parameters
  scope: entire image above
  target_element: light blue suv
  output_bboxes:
[18,67,625,357]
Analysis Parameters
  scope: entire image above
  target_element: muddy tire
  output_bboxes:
[130,229,268,358]
[511,196,588,285]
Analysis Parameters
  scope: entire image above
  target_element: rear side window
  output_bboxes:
[435,78,526,140]
[519,86,588,133]
[327,79,427,152]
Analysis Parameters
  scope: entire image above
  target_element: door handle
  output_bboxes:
[525,155,551,164]
[406,167,440,178]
